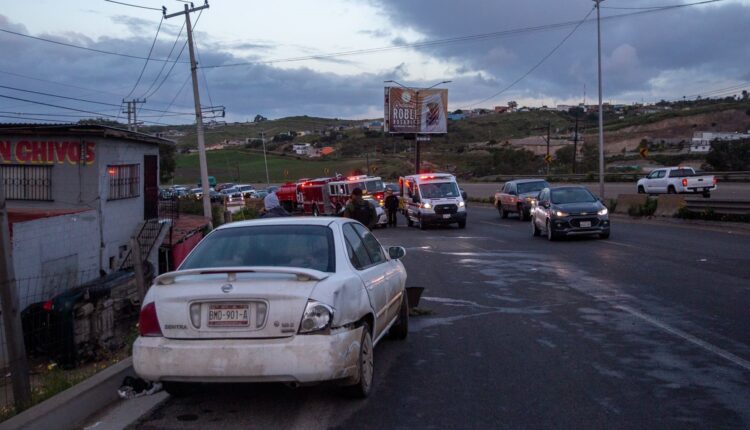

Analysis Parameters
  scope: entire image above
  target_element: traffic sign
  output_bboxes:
[544,154,552,164]
[639,147,649,158]
[416,135,431,142]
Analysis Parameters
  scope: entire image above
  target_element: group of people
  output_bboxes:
[260,187,401,230]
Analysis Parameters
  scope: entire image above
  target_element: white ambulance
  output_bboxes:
[399,173,467,229]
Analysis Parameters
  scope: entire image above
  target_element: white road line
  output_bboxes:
[478,220,511,228]
[615,304,750,372]
[599,240,635,248]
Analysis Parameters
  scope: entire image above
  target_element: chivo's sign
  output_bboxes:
[0,140,96,165]
[384,87,448,134]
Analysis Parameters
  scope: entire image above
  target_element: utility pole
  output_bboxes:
[546,121,551,175]
[0,177,31,410]
[573,112,579,174]
[122,99,145,132]
[259,131,269,185]
[594,0,606,198]
[165,1,212,227]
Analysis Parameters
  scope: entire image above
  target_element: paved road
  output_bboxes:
[460,181,750,200]
[133,208,750,429]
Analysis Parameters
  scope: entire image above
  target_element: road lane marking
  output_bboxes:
[599,240,636,248]
[614,304,750,372]
[478,220,511,228]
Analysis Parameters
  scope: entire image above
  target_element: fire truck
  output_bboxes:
[275,179,309,212]
[300,175,386,217]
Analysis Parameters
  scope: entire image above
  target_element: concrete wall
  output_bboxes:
[10,210,101,311]
[95,140,159,272]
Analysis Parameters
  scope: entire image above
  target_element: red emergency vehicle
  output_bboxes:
[300,175,385,216]
[275,179,309,212]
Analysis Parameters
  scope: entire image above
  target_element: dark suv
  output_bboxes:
[531,186,610,241]
[494,179,549,221]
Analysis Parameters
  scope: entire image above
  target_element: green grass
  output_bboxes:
[172,149,371,184]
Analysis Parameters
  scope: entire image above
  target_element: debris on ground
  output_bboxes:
[118,376,162,399]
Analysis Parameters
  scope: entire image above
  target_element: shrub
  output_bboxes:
[628,198,657,217]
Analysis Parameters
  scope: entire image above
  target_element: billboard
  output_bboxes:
[384,87,448,134]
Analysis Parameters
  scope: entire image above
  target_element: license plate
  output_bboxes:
[208,304,249,327]
[580,221,592,228]
[443,214,451,219]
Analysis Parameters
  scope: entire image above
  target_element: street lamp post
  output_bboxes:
[594,0,605,198]
[259,131,270,186]
[383,80,451,174]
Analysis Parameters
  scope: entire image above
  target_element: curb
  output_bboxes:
[610,213,750,235]
[1,358,134,430]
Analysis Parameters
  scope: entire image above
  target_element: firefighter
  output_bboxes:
[384,188,399,227]
[343,187,377,228]
[260,192,291,218]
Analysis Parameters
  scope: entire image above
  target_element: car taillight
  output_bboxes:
[375,192,384,201]
[713,177,718,185]
[682,178,688,187]
[138,302,163,337]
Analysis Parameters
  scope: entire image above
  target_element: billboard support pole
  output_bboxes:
[415,134,420,174]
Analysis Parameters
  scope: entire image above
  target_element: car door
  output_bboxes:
[649,169,668,192]
[342,223,390,338]
[352,223,402,326]
[500,183,511,210]
[536,189,551,229]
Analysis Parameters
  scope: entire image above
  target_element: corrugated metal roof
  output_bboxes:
[0,123,174,146]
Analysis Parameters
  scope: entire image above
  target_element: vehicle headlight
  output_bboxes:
[459,201,465,207]
[598,207,608,216]
[422,203,432,209]
[554,210,568,217]
[298,301,333,334]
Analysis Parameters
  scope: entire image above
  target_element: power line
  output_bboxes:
[0,68,128,98]
[461,7,596,109]
[0,114,68,123]
[123,16,165,99]
[193,33,215,110]
[103,0,163,11]
[138,20,186,99]
[198,0,724,69]
[154,74,192,122]
[0,27,188,63]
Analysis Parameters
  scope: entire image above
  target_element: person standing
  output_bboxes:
[343,187,377,228]
[384,188,399,227]
[260,192,291,218]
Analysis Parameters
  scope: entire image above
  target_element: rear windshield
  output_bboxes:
[668,169,695,177]
[180,225,335,273]
[551,188,597,204]
[517,181,549,194]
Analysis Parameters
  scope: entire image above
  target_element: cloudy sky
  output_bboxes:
[1,0,748,124]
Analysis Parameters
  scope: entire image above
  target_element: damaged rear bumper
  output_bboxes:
[133,326,362,384]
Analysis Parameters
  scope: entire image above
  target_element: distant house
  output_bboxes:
[691,131,750,153]
[494,106,509,114]
[320,146,335,156]
[448,112,465,121]
[292,143,312,155]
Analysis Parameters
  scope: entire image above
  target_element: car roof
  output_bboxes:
[216,216,348,230]
[548,186,589,191]
[507,178,549,184]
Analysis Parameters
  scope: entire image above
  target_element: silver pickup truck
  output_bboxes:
[636,167,717,197]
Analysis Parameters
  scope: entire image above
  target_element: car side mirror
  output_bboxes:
[388,246,406,260]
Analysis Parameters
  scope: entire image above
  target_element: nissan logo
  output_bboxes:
[221,284,233,293]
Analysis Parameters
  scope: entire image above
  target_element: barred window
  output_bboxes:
[108,164,140,200]
[1,165,53,201]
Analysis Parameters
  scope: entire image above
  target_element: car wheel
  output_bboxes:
[499,205,507,219]
[163,382,196,397]
[600,231,610,239]
[546,220,557,241]
[667,186,676,194]
[532,218,541,237]
[345,322,374,398]
[457,219,466,229]
[638,185,645,194]
[518,205,527,221]
[389,294,409,340]
[419,217,427,230]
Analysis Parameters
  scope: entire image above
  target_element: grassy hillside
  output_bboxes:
[172,149,373,185]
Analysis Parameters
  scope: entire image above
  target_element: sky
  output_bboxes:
[1,0,749,124]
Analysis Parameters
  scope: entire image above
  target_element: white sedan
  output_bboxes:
[133,217,408,398]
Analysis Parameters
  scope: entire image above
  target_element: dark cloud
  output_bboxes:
[370,0,750,104]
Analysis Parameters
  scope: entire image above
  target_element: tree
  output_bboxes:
[555,145,576,167]
[508,101,518,110]
[253,114,267,123]
[742,90,749,100]
[706,140,750,171]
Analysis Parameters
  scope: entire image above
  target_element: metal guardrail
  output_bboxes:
[684,199,750,215]
[475,171,750,183]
